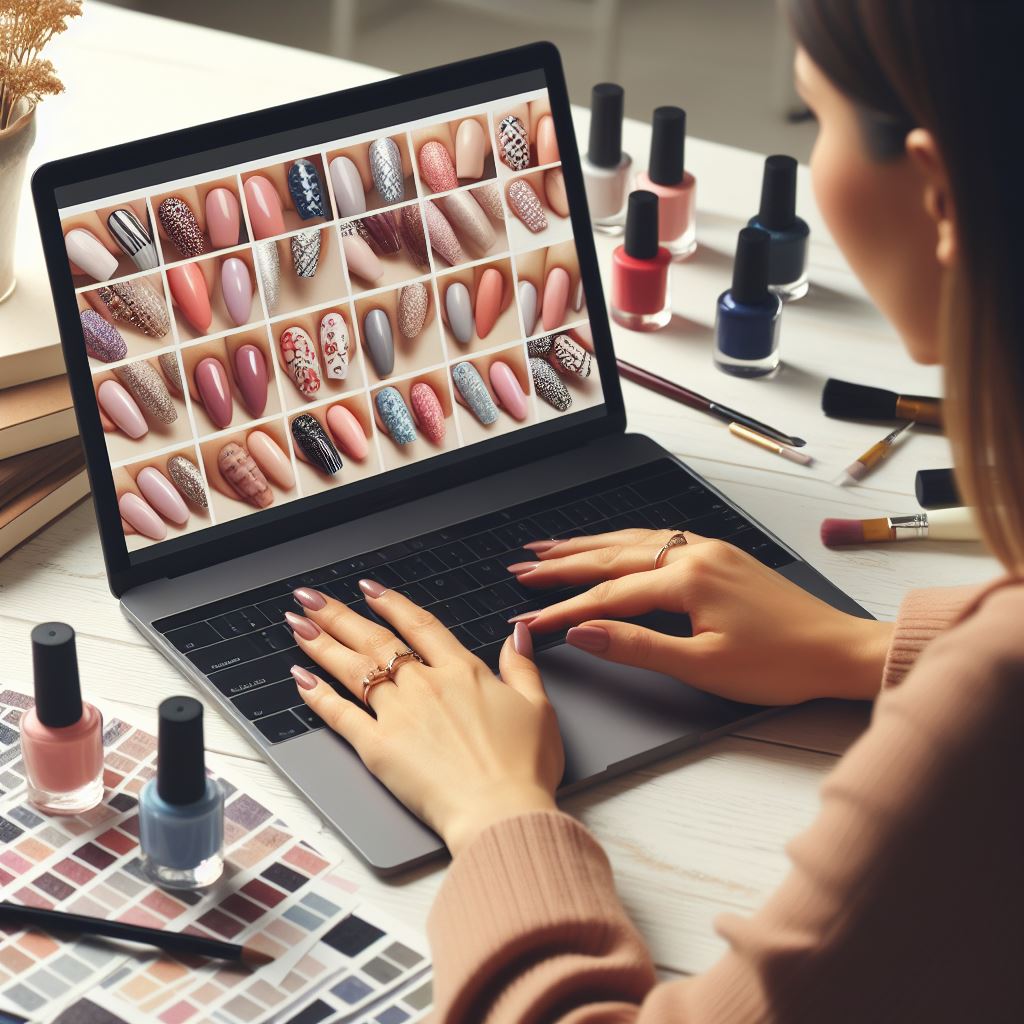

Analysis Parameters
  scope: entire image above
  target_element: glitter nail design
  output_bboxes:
[254,240,280,313]
[398,282,429,339]
[553,336,593,377]
[507,178,548,232]
[106,208,158,271]
[319,312,348,380]
[357,212,401,255]
[369,137,405,204]
[157,196,207,259]
[80,309,126,362]
[423,201,464,266]
[292,414,343,474]
[167,454,208,509]
[287,158,326,219]
[530,356,573,412]
[410,381,446,444]
[375,387,417,445]
[290,228,321,278]
[218,442,273,508]
[280,326,322,399]
[158,351,183,395]
[526,335,554,357]
[418,140,459,193]
[399,205,429,266]
[114,360,178,424]
[96,279,170,338]
[452,361,498,425]
[473,183,505,221]
[497,115,530,171]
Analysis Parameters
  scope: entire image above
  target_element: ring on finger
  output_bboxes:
[361,648,424,707]
[654,532,687,570]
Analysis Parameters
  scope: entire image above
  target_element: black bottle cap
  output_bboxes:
[731,227,772,304]
[757,155,798,230]
[588,83,625,168]
[915,468,962,509]
[157,696,206,805]
[647,106,686,186]
[624,190,660,259]
[31,622,83,729]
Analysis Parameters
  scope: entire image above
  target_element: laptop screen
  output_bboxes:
[54,68,607,565]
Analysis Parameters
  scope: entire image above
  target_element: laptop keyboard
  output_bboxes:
[153,458,793,744]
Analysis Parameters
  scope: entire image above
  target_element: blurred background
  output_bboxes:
[104,0,815,160]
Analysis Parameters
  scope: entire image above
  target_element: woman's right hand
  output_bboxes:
[509,529,894,705]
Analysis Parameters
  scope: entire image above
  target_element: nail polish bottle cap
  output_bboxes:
[731,227,772,304]
[757,155,799,230]
[588,83,625,168]
[624,190,660,259]
[647,106,686,186]
[157,696,206,805]
[31,622,83,728]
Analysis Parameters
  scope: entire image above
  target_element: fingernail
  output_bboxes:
[536,114,559,165]
[243,175,286,239]
[167,262,213,335]
[280,325,323,399]
[194,356,233,429]
[445,282,473,344]
[287,158,326,219]
[80,309,126,363]
[530,357,572,413]
[247,429,295,489]
[508,612,538,624]
[285,611,321,640]
[204,187,241,249]
[527,334,553,357]
[293,587,326,610]
[410,381,446,445]
[544,167,569,218]
[291,413,344,475]
[474,267,503,339]
[452,361,498,425]
[326,403,369,460]
[136,466,189,525]
[167,454,208,509]
[233,343,268,418]
[541,266,570,331]
[107,209,159,271]
[159,351,183,395]
[398,282,429,340]
[357,211,401,255]
[369,137,406,204]
[418,139,459,193]
[513,621,534,658]
[497,114,530,170]
[423,201,465,266]
[330,156,367,217]
[118,492,166,541]
[363,308,395,378]
[518,280,538,336]
[221,256,254,326]
[114,359,177,423]
[158,196,207,258]
[552,335,593,378]
[358,579,388,599]
[439,191,495,254]
[292,664,320,691]
[65,227,118,282]
[252,238,280,314]
[523,539,561,553]
[98,279,170,337]
[488,360,528,421]
[573,275,585,311]
[455,118,487,179]
[399,205,429,265]
[507,178,547,233]
[566,625,609,653]
[290,227,321,278]
[474,183,505,221]
[319,311,349,380]
[97,380,147,438]
[506,561,539,575]
[341,233,384,285]
[375,386,417,445]
[218,442,273,508]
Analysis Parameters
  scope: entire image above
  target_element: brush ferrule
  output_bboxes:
[888,514,929,539]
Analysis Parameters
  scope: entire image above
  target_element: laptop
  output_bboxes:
[33,43,867,873]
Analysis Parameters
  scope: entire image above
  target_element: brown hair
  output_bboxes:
[786,0,1024,571]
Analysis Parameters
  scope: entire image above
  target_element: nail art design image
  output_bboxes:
[497,115,530,171]
[221,257,254,326]
[288,159,326,219]
[418,140,459,193]
[292,414,343,475]
[137,466,190,526]
[290,228,321,278]
[423,201,465,266]
[439,190,495,254]
[363,308,395,378]
[519,281,539,337]
[398,282,429,339]
[157,196,207,259]
[452,361,499,424]
[254,240,280,313]
[325,404,368,460]
[247,430,295,489]
[553,335,593,377]
[106,209,158,271]
[530,356,573,412]
[218,442,273,508]
[114,360,178,424]
[158,351,183,395]
[319,312,348,380]
[455,118,487,179]
[357,212,401,255]
[399,205,429,266]
[526,334,553,357]
[205,187,241,249]
[80,309,126,362]
[233,343,268,417]
[369,137,405,204]
[167,263,213,335]
[168,454,208,509]
[489,360,529,421]
[97,279,170,337]
[507,178,548,233]
[410,381,446,444]
[375,387,417,445]
[474,183,505,221]
[445,281,473,344]
[97,380,147,439]
[119,492,166,541]
[280,326,322,399]
[194,356,233,429]
[329,156,366,217]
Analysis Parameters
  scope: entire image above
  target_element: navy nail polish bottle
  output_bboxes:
[748,155,809,300]
[714,227,783,378]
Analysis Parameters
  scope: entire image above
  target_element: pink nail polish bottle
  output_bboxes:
[21,623,104,815]
[635,106,697,260]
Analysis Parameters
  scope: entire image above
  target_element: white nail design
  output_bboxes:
[65,228,119,282]
[518,280,538,336]
[445,282,473,344]
[319,311,349,380]
[329,156,367,218]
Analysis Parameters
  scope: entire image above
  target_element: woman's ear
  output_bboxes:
[906,128,957,268]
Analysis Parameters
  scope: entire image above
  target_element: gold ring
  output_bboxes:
[361,648,423,707]
[653,532,688,570]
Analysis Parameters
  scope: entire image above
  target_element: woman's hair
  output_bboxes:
[786,0,1024,571]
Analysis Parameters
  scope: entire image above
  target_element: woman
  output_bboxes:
[287,2,1023,1019]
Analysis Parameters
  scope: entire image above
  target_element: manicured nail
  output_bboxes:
[439,191,495,254]
[290,228,321,278]
[398,282,429,340]
[508,612,538,624]
[246,429,295,489]
[233,343,268,418]
[341,233,384,284]
[285,611,321,640]
[541,266,570,331]
[552,335,593,377]
[254,239,280,313]
[97,379,147,438]
[329,156,367,218]
[292,665,320,691]
[507,179,547,233]
[106,209,159,271]
[118,492,166,541]
[523,539,561,553]
[573,277,585,312]
[287,158,326,219]
[80,309,126,363]
[221,257,254,326]
[369,137,405,204]
[488,360,528,421]
[527,334,553,357]
[410,381,446,444]
[319,311,349,380]
[158,197,207,259]
[423,201,464,266]
[219,442,273,508]
[358,211,401,255]
[497,114,530,170]
[452,361,498,425]
[363,308,395,378]
[293,587,326,610]
[375,386,417,445]
[455,118,486,179]
[358,579,388,599]
[474,268,503,339]
[530,357,572,412]
[474,183,505,221]
[513,620,534,658]
[418,139,459,193]
[159,352,183,395]
[65,228,119,282]
[399,205,429,266]
[292,414,343,475]
[204,187,241,249]
[114,360,177,423]
[536,114,559,165]
[194,356,233,429]
[506,561,539,575]
[566,625,609,653]
[243,175,286,239]
[280,325,323,399]
[97,279,170,337]
[326,403,368,460]
[167,263,213,335]
[136,466,189,525]
[518,281,538,336]
[167,454,208,508]
[445,282,473,344]
[544,167,569,217]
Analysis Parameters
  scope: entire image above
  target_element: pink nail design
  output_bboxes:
[194,356,233,429]
[285,611,321,641]
[541,266,571,331]
[118,492,167,541]
[398,282,429,339]
[96,379,147,439]
[167,263,213,335]
[136,466,189,526]
[410,381,446,444]
[293,587,326,610]
[246,429,295,489]
[418,140,459,193]
[422,200,465,266]
[280,326,322,399]
[325,404,369,460]
[489,360,529,421]
[243,175,286,239]
[507,178,548,233]
[205,187,241,249]
[358,579,387,599]
[292,665,320,691]
[218,442,273,508]
[221,257,253,327]
[319,312,349,380]
[341,233,384,285]
[474,268,503,339]
[233,343,268,419]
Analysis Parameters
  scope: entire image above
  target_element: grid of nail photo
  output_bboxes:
[58,88,606,551]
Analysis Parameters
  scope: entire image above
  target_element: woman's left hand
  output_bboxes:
[286,581,564,856]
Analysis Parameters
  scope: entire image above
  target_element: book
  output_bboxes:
[0,454,88,558]
[0,437,82,507]
[0,374,77,459]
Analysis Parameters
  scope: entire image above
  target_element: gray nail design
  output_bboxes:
[497,115,530,171]
[80,309,126,362]
[291,228,321,278]
[553,335,593,377]
[445,282,473,344]
[254,239,280,313]
[363,308,395,378]
[369,137,405,204]
[114,360,178,424]
[375,386,417,445]
[167,454,208,509]
[530,357,572,412]
[158,351,183,395]
[106,209,158,271]
[452,361,498,424]
[526,334,553,357]
[291,413,343,475]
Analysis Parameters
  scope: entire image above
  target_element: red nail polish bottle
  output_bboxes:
[611,190,672,331]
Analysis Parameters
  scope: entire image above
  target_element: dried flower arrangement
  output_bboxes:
[0,0,82,131]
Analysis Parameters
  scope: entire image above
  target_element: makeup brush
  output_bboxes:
[840,421,913,484]
[728,422,813,466]
[822,378,943,427]
[820,508,979,548]
[0,902,275,966]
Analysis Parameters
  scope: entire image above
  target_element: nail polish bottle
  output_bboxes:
[714,226,784,378]
[581,83,632,234]
[748,155,810,300]
[139,696,224,890]
[21,623,104,815]
[635,106,697,260]
[611,190,672,331]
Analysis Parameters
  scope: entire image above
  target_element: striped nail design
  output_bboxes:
[497,115,530,171]
[290,228,321,278]
[219,442,273,508]
[452,361,498,425]
[80,309,126,362]
[106,209,158,271]
[158,197,207,259]
[530,357,572,412]
[97,279,170,337]
[288,159,326,219]
[369,137,405,204]
[375,387,417,445]
[357,212,401,255]
[292,414,343,475]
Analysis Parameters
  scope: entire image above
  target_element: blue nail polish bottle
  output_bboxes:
[139,697,224,890]
[748,155,809,300]
[714,227,783,378]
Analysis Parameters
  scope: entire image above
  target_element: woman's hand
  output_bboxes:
[509,529,894,705]
[286,582,563,856]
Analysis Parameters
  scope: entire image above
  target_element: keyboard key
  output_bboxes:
[255,593,298,623]
[434,541,475,568]
[391,551,445,582]
[325,575,363,603]
[378,540,414,561]
[531,509,572,536]
[209,651,310,698]
[252,625,295,654]
[165,621,220,654]
[466,613,516,645]
[253,711,309,744]
[232,680,304,720]
[728,529,794,568]
[210,607,268,638]
[292,705,325,731]
[370,565,404,588]
[630,472,690,502]
[463,533,505,559]
[430,597,477,627]
[491,521,535,551]
[472,580,522,613]
[560,500,602,525]
[187,635,263,676]
[449,625,479,649]
[392,581,431,605]
[421,569,475,601]
[645,500,683,529]
[466,558,510,588]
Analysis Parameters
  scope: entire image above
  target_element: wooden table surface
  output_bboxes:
[0,2,1000,981]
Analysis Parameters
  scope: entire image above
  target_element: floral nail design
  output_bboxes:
[280,326,322,398]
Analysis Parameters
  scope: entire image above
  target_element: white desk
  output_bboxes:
[0,3,1000,979]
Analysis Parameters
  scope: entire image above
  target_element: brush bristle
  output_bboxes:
[820,518,867,548]
[822,379,899,421]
